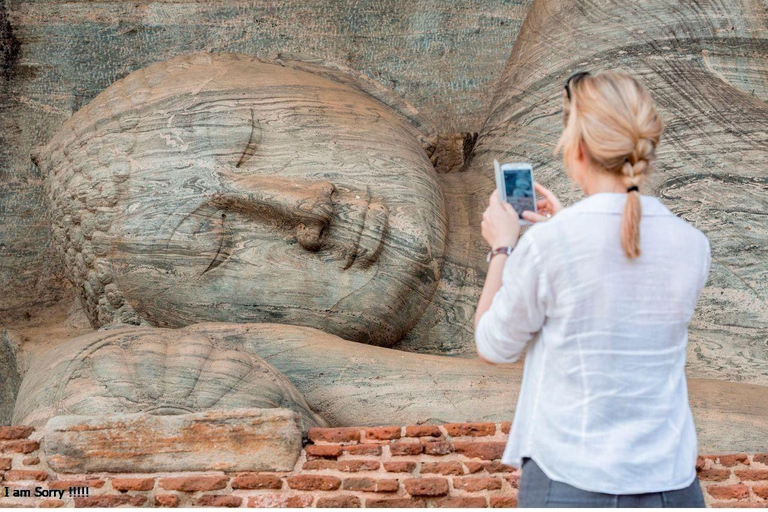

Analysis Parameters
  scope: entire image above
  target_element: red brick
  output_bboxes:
[343,477,376,491]
[421,462,464,476]
[0,457,10,470]
[155,494,180,507]
[306,444,343,459]
[366,498,426,508]
[159,476,228,492]
[753,484,768,499]
[309,427,360,444]
[303,459,337,470]
[22,456,39,466]
[75,495,147,507]
[286,474,341,491]
[453,476,502,491]
[753,454,768,465]
[48,479,105,490]
[422,439,453,455]
[345,444,383,456]
[5,469,48,481]
[364,426,401,441]
[453,441,506,460]
[486,461,516,473]
[376,479,399,493]
[316,495,361,508]
[500,422,511,434]
[445,422,496,437]
[196,495,242,507]
[465,461,485,473]
[231,473,283,490]
[248,494,313,507]
[342,478,397,493]
[0,426,34,440]
[491,496,518,508]
[390,441,423,456]
[696,468,731,481]
[711,503,768,508]
[431,497,488,508]
[39,499,65,508]
[383,461,416,473]
[1,440,39,454]
[111,477,155,491]
[706,454,750,467]
[404,425,442,438]
[339,459,380,472]
[735,469,768,481]
[404,477,449,497]
[505,474,520,488]
[707,483,750,500]
[697,456,707,471]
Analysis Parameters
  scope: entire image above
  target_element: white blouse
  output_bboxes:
[475,193,711,494]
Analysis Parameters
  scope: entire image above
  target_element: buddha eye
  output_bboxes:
[165,202,233,278]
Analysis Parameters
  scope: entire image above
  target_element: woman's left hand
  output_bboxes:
[481,190,521,249]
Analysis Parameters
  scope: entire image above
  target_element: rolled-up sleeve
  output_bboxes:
[475,234,547,363]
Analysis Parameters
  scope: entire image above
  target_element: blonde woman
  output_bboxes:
[474,71,710,507]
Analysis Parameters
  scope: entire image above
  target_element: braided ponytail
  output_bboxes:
[555,71,663,259]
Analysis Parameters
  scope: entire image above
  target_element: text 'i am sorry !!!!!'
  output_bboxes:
[4,485,91,499]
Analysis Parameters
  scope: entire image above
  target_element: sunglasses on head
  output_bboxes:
[565,71,590,101]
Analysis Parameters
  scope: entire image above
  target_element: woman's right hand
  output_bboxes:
[522,182,563,223]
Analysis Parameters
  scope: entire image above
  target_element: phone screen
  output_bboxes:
[503,169,535,218]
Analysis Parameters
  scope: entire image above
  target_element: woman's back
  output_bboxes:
[474,70,711,502]
[496,192,711,493]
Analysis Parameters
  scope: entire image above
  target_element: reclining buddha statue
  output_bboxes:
[3,0,767,458]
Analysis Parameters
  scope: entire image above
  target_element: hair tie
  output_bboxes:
[626,185,639,193]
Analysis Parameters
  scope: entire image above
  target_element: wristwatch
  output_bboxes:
[486,246,514,263]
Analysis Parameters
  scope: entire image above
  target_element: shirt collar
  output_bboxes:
[568,193,674,216]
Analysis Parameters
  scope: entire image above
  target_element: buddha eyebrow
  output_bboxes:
[235,109,260,169]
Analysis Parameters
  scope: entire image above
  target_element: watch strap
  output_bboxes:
[486,246,513,263]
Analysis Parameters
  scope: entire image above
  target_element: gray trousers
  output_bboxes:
[518,457,706,508]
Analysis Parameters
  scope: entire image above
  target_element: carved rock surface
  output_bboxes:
[192,322,767,453]
[408,0,768,384]
[0,330,21,425]
[12,326,325,431]
[37,52,446,348]
[44,409,303,473]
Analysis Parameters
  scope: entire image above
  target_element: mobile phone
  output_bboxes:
[494,160,536,226]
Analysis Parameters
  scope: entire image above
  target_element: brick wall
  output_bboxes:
[1,424,766,507]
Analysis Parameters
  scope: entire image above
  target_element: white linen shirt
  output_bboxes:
[475,192,711,495]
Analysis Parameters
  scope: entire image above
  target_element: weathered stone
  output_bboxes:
[0,0,766,462]
[0,330,21,425]
[43,409,303,473]
[12,327,324,432]
[450,0,768,381]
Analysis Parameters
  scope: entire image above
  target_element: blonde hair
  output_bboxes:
[555,71,664,259]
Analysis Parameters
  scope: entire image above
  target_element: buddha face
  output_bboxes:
[43,54,446,347]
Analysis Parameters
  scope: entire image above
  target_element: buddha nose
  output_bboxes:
[215,170,335,252]
[294,182,335,251]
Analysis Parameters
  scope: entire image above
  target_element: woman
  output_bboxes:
[474,70,710,507]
